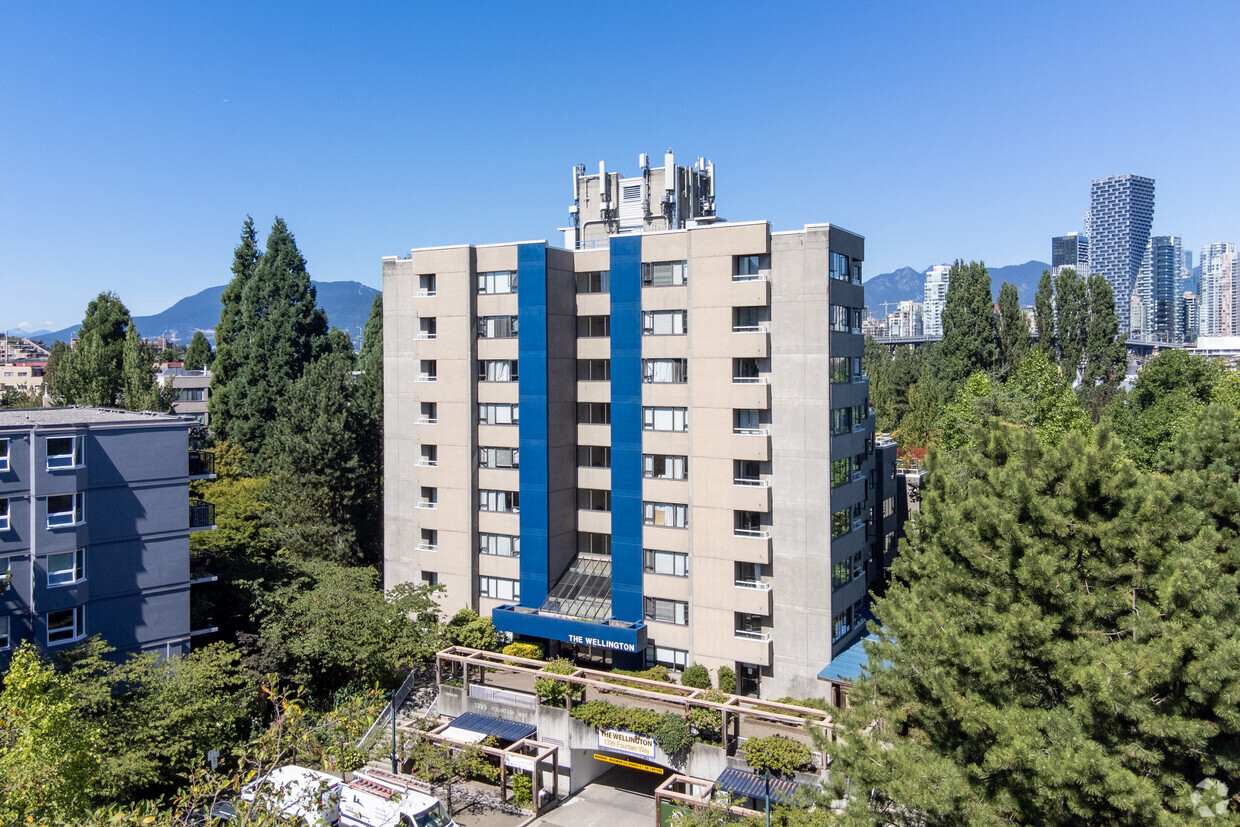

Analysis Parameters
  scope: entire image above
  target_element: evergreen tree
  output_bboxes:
[42,339,68,396]
[354,294,385,566]
[225,218,329,460]
[120,324,169,412]
[994,280,1029,379]
[832,419,1240,825]
[183,331,213,371]
[1079,274,1128,419]
[1053,267,1087,380]
[939,260,996,386]
[209,217,261,440]
[1033,268,1055,355]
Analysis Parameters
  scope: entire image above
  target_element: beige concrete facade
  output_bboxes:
[385,218,876,699]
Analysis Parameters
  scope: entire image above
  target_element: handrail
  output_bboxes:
[734,629,772,642]
[733,427,769,436]
[732,376,769,384]
[734,528,770,539]
[734,579,771,591]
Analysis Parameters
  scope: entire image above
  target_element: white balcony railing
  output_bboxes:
[415,460,438,468]
[416,417,438,425]
[416,502,438,510]
[732,376,770,384]
[733,427,770,436]
[731,271,771,283]
[415,543,439,553]
[734,629,772,642]
[734,528,771,539]
[733,478,771,487]
[734,579,772,591]
[416,290,437,298]
[414,375,437,383]
[415,333,437,340]
[732,324,770,334]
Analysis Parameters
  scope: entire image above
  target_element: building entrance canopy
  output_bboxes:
[491,605,647,654]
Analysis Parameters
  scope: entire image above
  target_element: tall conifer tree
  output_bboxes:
[994,280,1029,379]
[1053,267,1087,380]
[940,259,996,385]
[1080,274,1128,419]
[209,217,260,441]
[183,331,213,372]
[1033,268,1055,355]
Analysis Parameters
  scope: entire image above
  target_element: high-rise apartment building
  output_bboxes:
[1051,232,1089,278]
[383,154,893,698]
[1199,242,1238,337]
[923,265,950,336]
[0,408,216,666]
[1135,236,1183,342]
[1086,174,1155,335]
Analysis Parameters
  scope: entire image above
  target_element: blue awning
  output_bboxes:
[449,711,536,743]
[714,767,802,805]
[817,634,879,683]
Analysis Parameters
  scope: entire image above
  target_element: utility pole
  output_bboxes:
[764,768,771,827]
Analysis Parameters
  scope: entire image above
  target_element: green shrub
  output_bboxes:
[654,713,694,756]
[570,700,665,736]
[774,696,832,713]
[687,690,729,742]
[741,735,815,777]
[512,772,532,807]
[681,663,712,689]
[534,657,583,707]
[444,608,501,650]
[716,666,737,694]
[502,641,545,661]
[604,665,681,694]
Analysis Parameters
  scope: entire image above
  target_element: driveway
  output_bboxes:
[527,767,662,827]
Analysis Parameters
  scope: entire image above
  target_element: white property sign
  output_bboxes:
[598,728,656,758]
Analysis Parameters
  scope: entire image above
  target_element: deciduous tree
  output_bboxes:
[939,260,996,386]
[994,280,1029,379]
[1033,268,1055,355]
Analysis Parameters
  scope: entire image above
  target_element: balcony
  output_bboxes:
[733,580,773,615]
[414,375,437,383]
[416,501,438,511]
[189,500,216,531]
[734,628,771,642]
[190,552,218,584]
[416,416,438,425]
[730,630,773,666]
[415,459,438,468]
[416,289,436,298]
[416,542,439,553]
[188,449,215,479]
[733,527,771,540]
[733,477,771,487]
[190,598,218,636]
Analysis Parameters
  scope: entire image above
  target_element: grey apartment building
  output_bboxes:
[383,154,894,698]
[0,408,216,664]
[1086,174,1155,335]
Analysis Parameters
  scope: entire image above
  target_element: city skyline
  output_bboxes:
[2,1,1239,331]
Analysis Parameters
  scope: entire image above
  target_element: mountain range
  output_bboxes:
[863,261,1052,312]
[26,281,380,349]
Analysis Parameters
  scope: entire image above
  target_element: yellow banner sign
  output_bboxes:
[594,753,663,774]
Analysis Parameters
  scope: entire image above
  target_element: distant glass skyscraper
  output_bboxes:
[1052,232,1089,277]
[1200,242,1238,337]
[1086,174,1155,335]
[1136,236,1182,342]
[923,264,950,336]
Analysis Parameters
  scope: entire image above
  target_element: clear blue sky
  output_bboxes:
[3,1,1238,332]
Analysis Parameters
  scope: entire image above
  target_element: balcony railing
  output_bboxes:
[733,477,770,487]
[734,629,771,642]
[415,333,437,340]
[190,552,217,583]
[188,449,215,478]
[415,459,438,467]
[734,579,772,591]
[731,271,770,282]
[416,290,437,298]
[734,528,771,539]
[415,502,438,510]
[189,499,216,530]
[733,427,770,436]
[852,470,867,482]
[190,599,217,636]
[732,376,769,384]
[416,417,438,425]
[731,323,770,333]
[414,375,437,383]
[416,543,439,552]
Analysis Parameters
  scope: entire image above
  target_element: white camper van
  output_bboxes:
[339,772,454,827]
[240,765,342,825]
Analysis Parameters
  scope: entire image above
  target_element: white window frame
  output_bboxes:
[46,605,85,645]
[643,501,688,528]
[47,549,85,587]
[643,454,687,480]
[46,435,83,470]
[478,315,518,339]
[646,643,688,670]
[479,489,519,513]
[642,359,688,384]
[642,406,688,432]
[0,498,8,532]
[47,493,84,528]
[479,447,519,469]
[641,310,687,335]
[479,576,519,601]
[477,270,517,295]
[479,533,520,558]
[641,260,687,287]
[478,403,519,425]
[643,549,688,577]
[644,596,689,626]
[0,438,9,472]
[0,615,8,650]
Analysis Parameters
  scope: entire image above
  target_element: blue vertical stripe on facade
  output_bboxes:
[609,235,643,622]
[516,243,549,608]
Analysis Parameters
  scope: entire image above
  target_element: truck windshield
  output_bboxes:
[415,802,453,827]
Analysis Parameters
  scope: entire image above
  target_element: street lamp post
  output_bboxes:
[764,769,771,827]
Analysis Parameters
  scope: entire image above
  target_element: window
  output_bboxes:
[643,454,687,480]
[479,360,518,382]
[480,489,519,513]
[735,510,765,535]
[641,260,687,287]
[643,407,688,432]
[829,356,863,384]
[832,558,852,590]
[830,407,852,436]
[0,439,8,472]
[734,408,765,434]
[831,508,851,539]
[643,359,687,383]
[576,270,610,293]
[419,360,437,381]
[830,304,865,334]
[832,600,869,642]
[577,446,611,468]
[0,615,8,650]
[478,315,517,338]
[645,597,688,625]
[733,306,768,330]
[479,447,519,469]
[420,317,438,338]
[421,571,439,587]
[577,403,611,424]
[576,316,610,338]
[883,497,895,518]
[734,459,762,485]
[176,387,206,402]
[734,254,770,279]
[47,606,85,645]
[0,499,7,532]
[577,489,611,511]
[478,270,517,295]
[642,310,687,335]
[644,502,688,528]
[644,549,688,577]
[646,643,688,670]
[0,557,11,592]
[733,358,766,382]
[578,532,611,556]
[47,549,85,587]
[420,529,438,550]
[830,251,861,285]
[46,436,83,470]
[47,493,83,527]
[479,533,520,558]
[418,273,436,295]
[479,576,519,601]
[577,359,611,381]
[419,487,438,509]
[420,402,438,423]
[479,403,519,425]
[831,457,853,487]
[419,445,438,467]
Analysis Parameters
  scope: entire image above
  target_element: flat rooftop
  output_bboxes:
[0,406,191,428]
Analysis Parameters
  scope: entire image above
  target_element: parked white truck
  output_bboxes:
[239,765,343,825]
[339,771,455,827]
